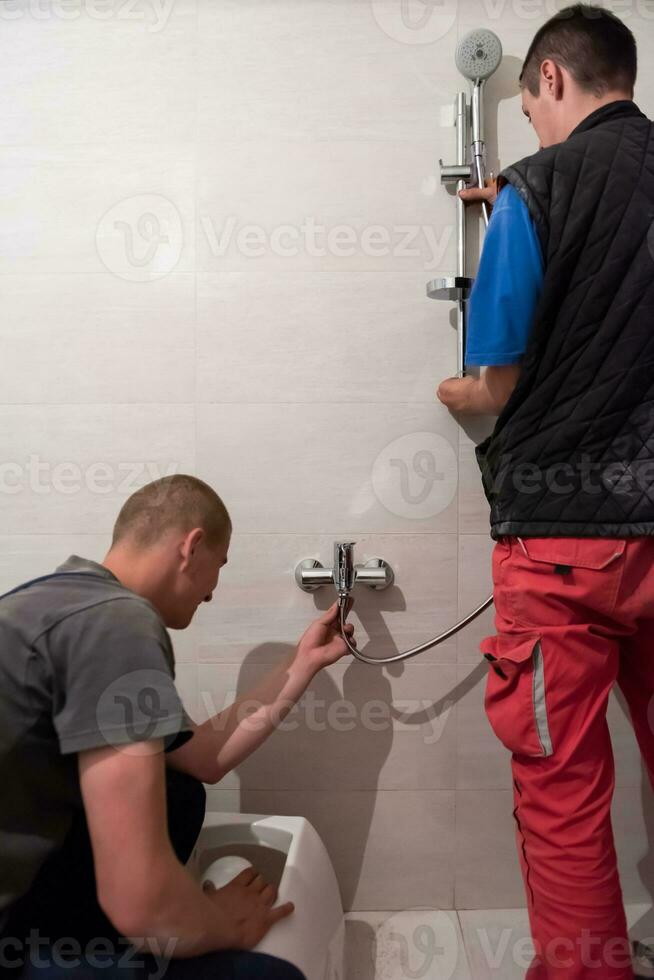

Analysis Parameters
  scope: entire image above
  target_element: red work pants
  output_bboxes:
[481,535,654,980]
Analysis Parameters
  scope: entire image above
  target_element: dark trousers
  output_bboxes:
[2,769,304,980]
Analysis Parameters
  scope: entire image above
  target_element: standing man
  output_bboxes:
[0,474,355,979]
[438,5,654,979]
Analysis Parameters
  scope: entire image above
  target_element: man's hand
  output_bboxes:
[203,869,294,950]
[436,375,478,413]
[458,178,498,212]
[295,600,356,672]
[437,365,521,416]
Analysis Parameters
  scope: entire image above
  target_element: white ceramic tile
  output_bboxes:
[345,909,472,980]
[455,790,527,908]
[204,787,242,812]
[0,0,198,146]
[0,145,195,275]
[202,787,456,911]
[197,403,459,534]
[194,532,458,664]
[626,900,654,941]
[609,688,644,789]
[197,0,458,144]
[169,622,201,664]
[196,138,459,276]
[613,785,654,905]
[196,268,456,405]
[174,662,199,721]
[0,274,195,403]
[196,661,458,791]
[0,533,110,592]
[0,404,195,533]
[459,903,654,979]
[458,907,534,980]
[457,534,496,663]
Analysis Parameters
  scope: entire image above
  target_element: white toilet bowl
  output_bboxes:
[191,811,344,980]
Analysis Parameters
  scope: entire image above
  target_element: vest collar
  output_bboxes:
[569,99,646,137]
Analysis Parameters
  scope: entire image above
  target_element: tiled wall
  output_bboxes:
[2,0,654,913]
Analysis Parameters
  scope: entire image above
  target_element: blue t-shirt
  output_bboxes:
[465,183,544,367]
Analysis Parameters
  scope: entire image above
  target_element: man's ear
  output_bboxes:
[540,58,563,101]
[179,526,205,567]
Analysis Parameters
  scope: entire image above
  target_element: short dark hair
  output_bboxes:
[111,474,231,550]
[520,4,637,97]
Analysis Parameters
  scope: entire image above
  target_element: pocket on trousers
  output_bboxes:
[480,632,553,758]
[505,536,627,627]
[515,536,625,570]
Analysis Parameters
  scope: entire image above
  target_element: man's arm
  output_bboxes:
[437,364,522,416]
[166,601,355,785]
[79,740,293,958]
[436,182,543,416]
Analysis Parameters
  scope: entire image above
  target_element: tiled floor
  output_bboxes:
[345,904,654,979]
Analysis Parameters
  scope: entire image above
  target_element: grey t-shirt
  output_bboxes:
[0,555,194,933]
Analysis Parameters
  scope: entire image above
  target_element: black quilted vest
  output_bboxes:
[475,99,654,540]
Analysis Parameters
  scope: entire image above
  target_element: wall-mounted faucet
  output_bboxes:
[295,541,492,666]
[295,542,394,601]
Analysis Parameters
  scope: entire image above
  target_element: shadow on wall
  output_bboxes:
[234,636,391,910]
[231,583,487,911]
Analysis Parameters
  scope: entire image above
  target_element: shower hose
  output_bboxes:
[338,591,494,665]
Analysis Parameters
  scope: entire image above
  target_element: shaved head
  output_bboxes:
[111,474,231,552]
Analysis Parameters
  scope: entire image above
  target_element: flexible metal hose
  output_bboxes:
[338,593,494,665]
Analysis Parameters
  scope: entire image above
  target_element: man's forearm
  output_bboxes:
[109,853,238,961]
[192,653,315,783]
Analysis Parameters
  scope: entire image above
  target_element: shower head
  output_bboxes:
[455,28,502,82]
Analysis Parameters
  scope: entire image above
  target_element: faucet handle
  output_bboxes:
[333,541,356,600]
